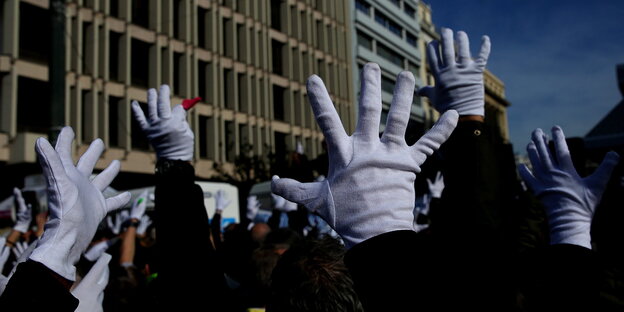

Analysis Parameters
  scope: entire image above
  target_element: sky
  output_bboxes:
[424,0,624,154]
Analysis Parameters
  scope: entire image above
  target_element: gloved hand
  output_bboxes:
[418,28,491,116]
[84,238,118,262]
[107,210,128,235]
[272,64,458,248]
[518,126,619,249]
[12,188,32,233]
[72,253,111,312]
[0,238,10,273]
[136,215,152,236]
[281,200,298,212]
[28,127,131,281]
[12,241,30,261]
[215,190,231,213]
[271,193,287,210]
[132,85,194,161]
[427,171,445,199]
[130,190,149,220]
[414,194,430,217]
[246,195,261,221]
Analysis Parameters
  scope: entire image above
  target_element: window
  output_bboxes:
[173,52,183,94]
[225,121,235,162]
[238,73,247,112]
[273,85,285,121]
[81,90,92,143]
[224,69,234,109]
[19,3,51,64]
[406,32,417,47]
[357,30,373,50]
[270,0,282,31]
[131,39,150,88]
[404,3,416,18]
[375,11,402,37]
[377,42,403,67]
[17,77,50,133]
[408,61,419,74]
[388,0,400,8]
[82,21,94,74]
[198,8,208,49]
[173,0,183,39]
[272,40,284,76]
[223,18,233,58]
[199,115,211,158]
[381,76,395,94]
[108,96,123,147]
[132,0,149,28]
[355,0,370,15]
[109,31,122,81]
[198,60,209,102]
[131,101,150,150]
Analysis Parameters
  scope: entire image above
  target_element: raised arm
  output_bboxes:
[0,127,130,310]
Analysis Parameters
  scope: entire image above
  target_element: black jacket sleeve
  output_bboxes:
[153,159,232,310]
[0,260,78,311]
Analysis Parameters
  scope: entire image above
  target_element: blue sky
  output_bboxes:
[424,0,624,154]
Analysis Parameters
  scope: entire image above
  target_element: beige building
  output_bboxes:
[0,0,353,183]
[418,1,510,142]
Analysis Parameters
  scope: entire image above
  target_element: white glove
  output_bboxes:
[132,85,194,161]
[107,210,128,235]
[136,215,152,236]
[271,193,287,210]
[28,127,131,281]
[12,188,32,233]
[84,239,117,262]
[246,195,261,220]
[0,238,10,273]
[427,171,445,199]
[281,200,298,212]
[72,253,111,312]
[12,241,30,260]
[414,194,430,217]
[130,190,148,220]
[272,64,458,248]
[215,190,231,212]
[296,141,304,155]
[518,126,619,249]
[418,28,491,116]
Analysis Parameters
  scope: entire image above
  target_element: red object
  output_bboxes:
[182,97,202,110]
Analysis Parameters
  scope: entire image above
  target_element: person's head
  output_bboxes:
[267,236,364,312]
[250,222,271,244]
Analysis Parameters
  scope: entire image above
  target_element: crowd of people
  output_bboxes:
[0,27,622,311]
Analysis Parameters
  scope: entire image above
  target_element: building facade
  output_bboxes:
[351,0,425,138]
[0,0,354,187]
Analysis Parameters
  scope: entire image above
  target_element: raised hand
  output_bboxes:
[246,195,262,221]
[130,190,149,220]
[72,253,111,312]
[427,171,445,199]
[518,126,619,249]
[28,127,131,281]
[12,188,32,233]
[418,28,490,117]
[272,63,458,248]
[131,85,194,161]
[215,190,231,213]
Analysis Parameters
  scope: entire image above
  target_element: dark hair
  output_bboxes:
[267,236,364,312]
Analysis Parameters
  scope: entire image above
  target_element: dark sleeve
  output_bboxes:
[0,260,78,311]
[211,212,223,249]
[521,244,599,310]
[267,209,282,230]
[344,230,431,312]
[153,159,231,310]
